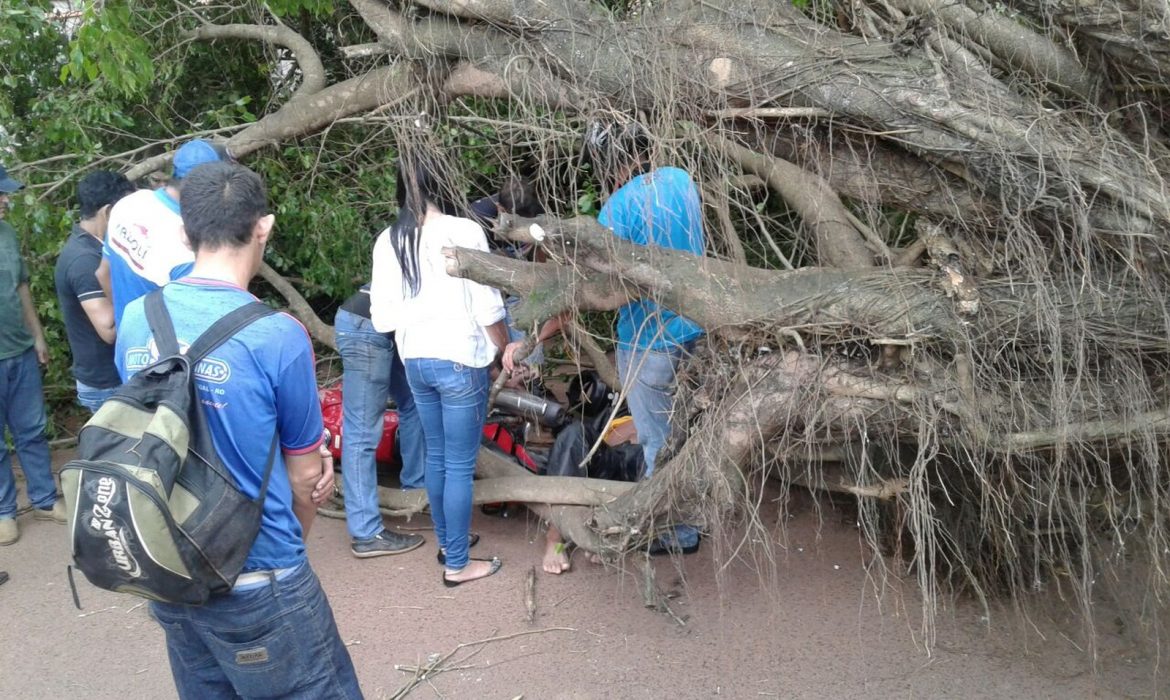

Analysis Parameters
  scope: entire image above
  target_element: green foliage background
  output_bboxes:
[0,1,405,430]
[0,0,639,433]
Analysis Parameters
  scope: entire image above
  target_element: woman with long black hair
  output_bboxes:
[370,153,509,586]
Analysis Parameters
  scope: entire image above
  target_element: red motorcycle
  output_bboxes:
[318,384,569,474]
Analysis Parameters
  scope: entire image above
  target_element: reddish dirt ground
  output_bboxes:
[0,451,1161,699]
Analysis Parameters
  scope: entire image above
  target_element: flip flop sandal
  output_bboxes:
[442,557,502,588]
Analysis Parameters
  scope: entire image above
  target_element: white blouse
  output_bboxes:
[369,213,505,368]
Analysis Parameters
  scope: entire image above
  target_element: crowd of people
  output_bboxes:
[0,118,708,697]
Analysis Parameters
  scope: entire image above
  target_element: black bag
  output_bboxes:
[62,291,278,605]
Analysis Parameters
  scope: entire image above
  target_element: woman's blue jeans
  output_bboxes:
[405,358,490,570]
[335,309,424,541]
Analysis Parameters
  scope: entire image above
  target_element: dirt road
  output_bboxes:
[0,464,1155,699]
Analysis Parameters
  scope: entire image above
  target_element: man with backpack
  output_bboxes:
[0,163,65,547]
[113,161,361,698]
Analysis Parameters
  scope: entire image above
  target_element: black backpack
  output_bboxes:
[62,290,278,605]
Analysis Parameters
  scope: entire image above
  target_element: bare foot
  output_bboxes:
[543,540,571,574]
[588,552,603,565]
[444,558,501,584]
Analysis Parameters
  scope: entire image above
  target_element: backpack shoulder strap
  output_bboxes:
[187,304,288,510]
[256,430,280,505]
[185,301,277,364]
[145,290,180,357]
[184,301,283,505]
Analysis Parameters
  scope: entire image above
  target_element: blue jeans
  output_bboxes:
[617,342,699,548]
[75,380,117,414]
[0,348,56,519]
[149,563,361,699]
[405,358,490,570]
[335,309,424,541]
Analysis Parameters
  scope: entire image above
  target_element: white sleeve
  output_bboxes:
[461,220,506,327]
[369,228,401,332]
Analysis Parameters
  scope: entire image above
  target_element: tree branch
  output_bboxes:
[187,23,327,97]
[444,246,631,328]
[339,42,390,59]
[704,128,877,269]
[484,215,959,342]
[347,0,515,59]
[563,318,621,391]
[228,64,412,156]
[374,474,634,516]
[890,0,1094,100]
[257,261,335,349]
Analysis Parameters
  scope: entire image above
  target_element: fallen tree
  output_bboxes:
[23,0,1170,666]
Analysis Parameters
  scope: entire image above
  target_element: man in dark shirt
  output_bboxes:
[334,283,426,557]
[54,171,137,413]
[468,175,544,258]
[0,163,65,547]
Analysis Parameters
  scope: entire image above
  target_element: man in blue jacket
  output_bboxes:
[505,120,705,572]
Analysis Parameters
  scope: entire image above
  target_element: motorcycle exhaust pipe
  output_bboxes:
[492,388,566,427]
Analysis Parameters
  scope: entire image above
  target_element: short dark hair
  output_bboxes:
[78,171,135,219]
[179,162,268,252]
[582,119,652,187]
[498,177,543,217]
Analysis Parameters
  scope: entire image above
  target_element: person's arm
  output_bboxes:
[502,312,566,371]
[284,444,334,538]
[17,283,48,365]
[81,298,116,344]
[273,315,331,539]
[462,219,507,348]
[369,228,400,333]
[95,253,112,303]
[485,319,509,356]
[70,257,116,343]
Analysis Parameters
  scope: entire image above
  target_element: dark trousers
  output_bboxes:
[149,563,363,699]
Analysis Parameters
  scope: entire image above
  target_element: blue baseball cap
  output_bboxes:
[172,139,227,180]
[0,164,23,193]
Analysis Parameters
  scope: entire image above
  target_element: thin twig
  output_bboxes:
[389,627,576,699]
[524,566,537,623]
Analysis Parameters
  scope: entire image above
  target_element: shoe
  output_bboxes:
[34,501,67,524]
[351,529,425,558]
[442,557,502,587]
[0,518,17,546]
[436,532,481,565]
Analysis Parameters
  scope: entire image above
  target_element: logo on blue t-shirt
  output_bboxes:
[124,340,233,385]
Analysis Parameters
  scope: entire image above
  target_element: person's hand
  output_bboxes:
[502,340,525,372]
[34,336,49,366]
[312,442,335,505]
